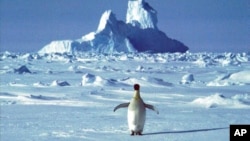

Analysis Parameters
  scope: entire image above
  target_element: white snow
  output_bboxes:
[0,52,250,141]
[190,94,249,108]
[228,71,250,83]
[207,71,250,86]
[81,73,105,86]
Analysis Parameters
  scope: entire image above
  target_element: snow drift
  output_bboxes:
[191,94,250,108]
[207,71,250,86]
[38,0,188,54]
[81,73,128,87]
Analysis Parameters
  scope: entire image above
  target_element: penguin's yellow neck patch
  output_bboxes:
[133,90,141,100]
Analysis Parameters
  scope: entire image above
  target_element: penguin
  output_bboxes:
[114,84,159,135]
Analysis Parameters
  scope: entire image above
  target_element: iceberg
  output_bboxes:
[38,0,188,54]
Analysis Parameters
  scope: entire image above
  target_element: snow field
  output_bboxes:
[0,52,250,141]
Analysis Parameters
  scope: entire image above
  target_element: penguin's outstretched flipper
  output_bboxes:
[145,104,159,114]
[114,103,130,112]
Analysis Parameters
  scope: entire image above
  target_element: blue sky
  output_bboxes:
[0,0,249,53]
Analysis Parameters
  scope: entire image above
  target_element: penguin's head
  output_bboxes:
[134,84,140,91]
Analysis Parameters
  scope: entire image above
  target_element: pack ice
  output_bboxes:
[0,51,249,141]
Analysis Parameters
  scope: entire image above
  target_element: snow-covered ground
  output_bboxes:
[0,52,250,141]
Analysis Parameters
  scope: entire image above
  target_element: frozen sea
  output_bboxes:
[0,52,250,141]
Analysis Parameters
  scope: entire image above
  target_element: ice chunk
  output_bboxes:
[14,65,31,74]
[181,74,194,84]
[51,80,70,86]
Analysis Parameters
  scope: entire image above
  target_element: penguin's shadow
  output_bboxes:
[143,127,228,136]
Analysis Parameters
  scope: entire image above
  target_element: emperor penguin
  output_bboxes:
[113,84,159,135]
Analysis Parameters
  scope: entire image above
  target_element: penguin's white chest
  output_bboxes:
[127,98,146,132]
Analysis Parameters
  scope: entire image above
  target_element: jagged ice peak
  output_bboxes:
[97,10,117,33]
[126,0,158,29]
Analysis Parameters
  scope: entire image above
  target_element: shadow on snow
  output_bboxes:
[143,127,228,136]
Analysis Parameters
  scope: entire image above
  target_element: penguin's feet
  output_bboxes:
[136,132,142,136]
[130,131,142,136]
